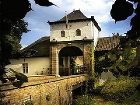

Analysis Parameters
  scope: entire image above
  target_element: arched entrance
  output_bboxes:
[50,41,93,77]
[59,46,83,76]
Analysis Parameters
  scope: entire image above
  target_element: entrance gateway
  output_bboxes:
[48,10,101,76]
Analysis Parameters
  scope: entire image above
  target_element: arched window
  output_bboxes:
[61,31,65,37]
[76,29,81,36]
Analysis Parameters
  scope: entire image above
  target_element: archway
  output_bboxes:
[59,46,83,76]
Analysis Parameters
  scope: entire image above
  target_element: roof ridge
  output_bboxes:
[59,10,87,21]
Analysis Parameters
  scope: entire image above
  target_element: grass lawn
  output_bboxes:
[72,76,140,105]
[72,91,140,105]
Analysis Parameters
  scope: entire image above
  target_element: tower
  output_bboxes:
[48,10,101,77]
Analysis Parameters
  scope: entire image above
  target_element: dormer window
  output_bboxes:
[61,31,65,37]
[76,29,81,36]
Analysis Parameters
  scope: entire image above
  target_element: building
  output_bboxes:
[7,10,101,76]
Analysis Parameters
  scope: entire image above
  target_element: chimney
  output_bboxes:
[91,16,94,19]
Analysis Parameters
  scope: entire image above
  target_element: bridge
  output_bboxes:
[0,74,87,105]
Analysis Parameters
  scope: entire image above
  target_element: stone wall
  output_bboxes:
[0,75,87,105]
[50,41,93,76]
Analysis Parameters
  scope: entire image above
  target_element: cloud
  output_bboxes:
[22,0,115,46]
[22,0,130,46]
[50,0,114,23]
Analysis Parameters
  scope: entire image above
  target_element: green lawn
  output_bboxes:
[72,91,140,105]
[72,76,140,105]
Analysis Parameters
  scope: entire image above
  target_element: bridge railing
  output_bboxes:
[47,65,89,76]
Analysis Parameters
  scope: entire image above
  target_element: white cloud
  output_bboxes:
[50,0,114,23]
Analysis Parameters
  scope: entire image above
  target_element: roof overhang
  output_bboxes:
[48,17,101,31]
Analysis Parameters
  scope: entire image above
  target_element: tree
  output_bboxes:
[110,0,140,67]
[95,34,137,77]
[0,0,55,84]
[0,19,29,82]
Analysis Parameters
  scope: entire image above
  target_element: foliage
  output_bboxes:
[111,0,140,68]
[0,0,54,84]
[123,90,140,105]
[1,0,29,81]
[72,93,140,105]
[91,45,95,79]
[101,76,140,101]
[24,100,34,105]
[108,47,136,73]
[72,95,125,105]
[111,0,134,22]
[34,0,55,6]
[0,19,29,83]
[70,57,77,74]
[111,0,140,40]
[72,95,96,105]
[84,44,95,79]
[95,39,136,77]
[95,51,114,76]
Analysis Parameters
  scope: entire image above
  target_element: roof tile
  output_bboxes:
[95,36,120,51]
[59,10,87,21]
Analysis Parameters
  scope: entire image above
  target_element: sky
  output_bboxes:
[21,0,133,48]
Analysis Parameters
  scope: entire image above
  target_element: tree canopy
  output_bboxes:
[0,0,55,84]
[111,0,140,40]
[110,0,140,67]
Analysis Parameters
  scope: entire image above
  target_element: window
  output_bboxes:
[61,31,65,37]
[76,29,81,36]
[22,63,28,73]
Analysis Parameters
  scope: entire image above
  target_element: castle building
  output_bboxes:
[7,10,101,76]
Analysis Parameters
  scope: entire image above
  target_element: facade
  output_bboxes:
[7,10,101,76]
[48,10,101,76]
[6,57,50,76]
[49,10,101,46]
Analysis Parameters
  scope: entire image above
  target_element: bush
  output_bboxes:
[72,95,95,105]
[101,76,140,101]
[24,100,34,105]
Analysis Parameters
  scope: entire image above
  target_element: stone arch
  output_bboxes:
[50,41,94,77]
[59,46,83,76]
[57,43,84,54]
[59,46,83,57]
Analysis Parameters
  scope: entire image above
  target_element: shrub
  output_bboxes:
[72,95,95,105]
[24,100,34,105]
[101,76,140,101]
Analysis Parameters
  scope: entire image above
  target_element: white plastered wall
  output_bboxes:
[93,23,100,47]
[50,21,93,41]
[6,57,50,76]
